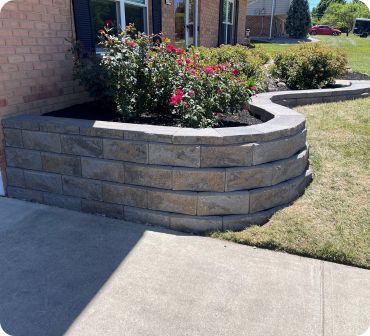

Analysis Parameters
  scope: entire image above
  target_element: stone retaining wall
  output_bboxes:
[3,81,370,232]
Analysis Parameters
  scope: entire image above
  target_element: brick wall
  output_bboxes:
[246,15,286,37]
[161,1,176,42]
[0,0,88,192]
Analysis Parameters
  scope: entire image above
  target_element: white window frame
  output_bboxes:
[222,0,235,44]
[119,0,149,34]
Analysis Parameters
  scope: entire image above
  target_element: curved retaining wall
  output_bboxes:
[2,81,370,232]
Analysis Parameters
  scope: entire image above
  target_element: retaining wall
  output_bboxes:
[3,81,370,232]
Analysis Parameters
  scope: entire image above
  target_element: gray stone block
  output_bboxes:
[6,168,25,187]
[61,135,103,158]
[38,117,81,134]
[43,192,81,211]
[197,191,250,216]
[173,168,225,192]
[124,163,172,189]
[148,143,200,168]
[7,186,43,203]
[226,165,273,192]
[170,214,223,233]
[4,128,23,147]
[80,121,124,139]
[102,183,147,208]
[103,139,148,163]
[24,171,62,193]
[249,170,312,213]
[82,158,124,183]
[81,199,124,219]
[22,130,61,153]
[201,144,254,168]
[272,149,308,185]
[62,176,102,201]
[253,130,306,165]
[147,189,197,215]
[5,148,42,170]
[124,206,171,227]
[42,153,81,176]
[2,116,39,130]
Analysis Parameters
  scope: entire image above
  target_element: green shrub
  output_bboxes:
[196,44,269,86]
[272,43,347,89]
[72,27,257,128]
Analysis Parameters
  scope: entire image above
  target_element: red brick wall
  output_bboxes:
[0,0,88,191]
[246,15,286,37]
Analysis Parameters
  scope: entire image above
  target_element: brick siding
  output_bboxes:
[246,15,286,37]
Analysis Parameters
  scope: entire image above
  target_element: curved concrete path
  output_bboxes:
[0,197,369,336]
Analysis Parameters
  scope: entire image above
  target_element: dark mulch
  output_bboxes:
[43,101,263,128]
[340,72,370,81]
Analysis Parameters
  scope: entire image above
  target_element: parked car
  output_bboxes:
[353,18,370,38]
[309,25,342,36]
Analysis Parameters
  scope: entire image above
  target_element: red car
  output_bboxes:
[309,25,342,36]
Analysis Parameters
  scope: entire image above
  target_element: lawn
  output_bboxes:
[210,97,370,269]
[254,34,370,76]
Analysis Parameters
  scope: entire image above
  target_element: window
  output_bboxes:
[221,0,234,44]
[91,0,148,41]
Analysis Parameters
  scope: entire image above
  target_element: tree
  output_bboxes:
[286,0,312,38]
[313,0,346,20]
[321,1,370,32]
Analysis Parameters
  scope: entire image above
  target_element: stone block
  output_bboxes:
[170,214,223,233]
[147,189,197,215]
[124,206,171,227]
[173,168,225,192]
[102,183,147,208]
[124,163,172,189]
[197,191,250,216]
[148,143,200,168]
[41,153,81,176]
[80,121,124,139]
[4,128,23,147]
[222,207,280,231]
[249,170,312,213]
[201,144,254,168]
[5,148,42,170]
[61,135,103,158]
[62,176,102,201]
[39,117,81,134]
[81,199,124,219]
[103,139,148,163]
[82,158,124,183]
[253,130,306,165]
[22,130,61,153]
[7,186,43,203]
[24,171,62,193]
[6,167,25,187]
[43,192,81,211]
[226,165,273,192]
[2,116,39,131]
[271,149,308,185]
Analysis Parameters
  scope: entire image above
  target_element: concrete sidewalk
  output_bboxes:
[0,197,369,336]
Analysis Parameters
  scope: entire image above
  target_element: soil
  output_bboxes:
[43,101,263,128]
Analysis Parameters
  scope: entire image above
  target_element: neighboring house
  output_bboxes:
[246,0,291,37]
[0,0,247,194]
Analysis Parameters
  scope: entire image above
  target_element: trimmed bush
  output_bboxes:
[272,43,347,89]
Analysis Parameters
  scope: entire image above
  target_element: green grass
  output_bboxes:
[254,34,370,76]
[209,98,370,268]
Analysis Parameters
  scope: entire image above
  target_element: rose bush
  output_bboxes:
[73,26,256,128]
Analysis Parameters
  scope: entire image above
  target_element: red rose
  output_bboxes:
[251,86,257,92]
[188,90,195,97]
[176,59,183,65]
[233,69,240,76]
[104,19,113,26]
[205,65,214,75]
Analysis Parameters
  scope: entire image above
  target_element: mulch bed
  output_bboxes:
[340,72,370,81]
[43,101,263,128]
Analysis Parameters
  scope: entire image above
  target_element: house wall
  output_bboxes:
[247,0,291,16]
[246,15,286,37]
[0,0,88,193]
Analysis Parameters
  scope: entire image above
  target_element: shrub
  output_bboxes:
[271,43,347,89]
[72,26,257,128]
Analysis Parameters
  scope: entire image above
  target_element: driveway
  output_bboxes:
[0,197,369,336]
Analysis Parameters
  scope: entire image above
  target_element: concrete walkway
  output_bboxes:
[0,198,369,336]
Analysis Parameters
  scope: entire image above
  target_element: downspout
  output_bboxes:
[269,0,276,39]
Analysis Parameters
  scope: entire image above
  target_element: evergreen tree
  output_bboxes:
[286,0,312,38]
